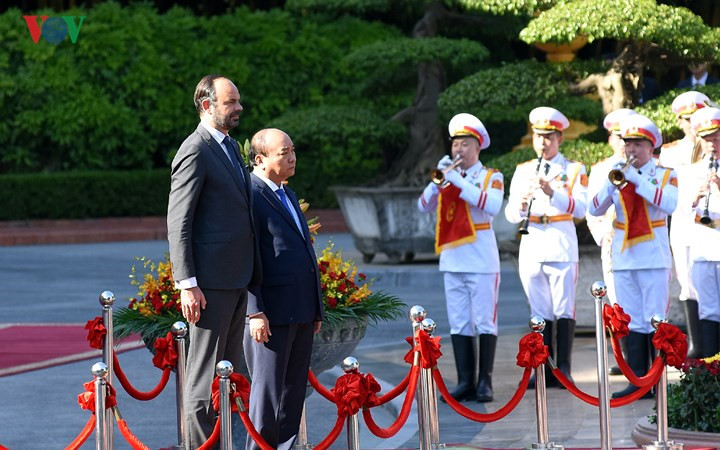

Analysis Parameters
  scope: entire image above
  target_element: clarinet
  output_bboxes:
[700,155,715,225]
[518,153,544,235]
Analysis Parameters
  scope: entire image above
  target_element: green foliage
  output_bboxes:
[439,59,605,125]
[286,0,393,16]
[0,170,168,220]
[663,357,720,433]
[457,0,559,16]
[519,0,719,62]
[485,147,536,188]
[268,106,407,205]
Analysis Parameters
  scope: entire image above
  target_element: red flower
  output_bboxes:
[516,332,549,369]
[358,273,366,280]
[338,283,347,293]
[652,323,688,369]
[327,297,337,308]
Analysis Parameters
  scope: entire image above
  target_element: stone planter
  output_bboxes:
[632,416,720,447]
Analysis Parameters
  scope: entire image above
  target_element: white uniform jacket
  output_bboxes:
[588,159,678,271]
[659,136,695,170]
[418,161,503,273]
[586,155,622,249]
[504,153,588,263]
[685,157,720,262]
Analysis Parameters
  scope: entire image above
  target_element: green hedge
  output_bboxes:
[0,170,169,220]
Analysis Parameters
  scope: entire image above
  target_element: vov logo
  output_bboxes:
[23,16,85,44]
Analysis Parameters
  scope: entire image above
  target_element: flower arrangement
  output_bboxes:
[114,244,405,344]
[317,242,405,329]
[663,353,720,433]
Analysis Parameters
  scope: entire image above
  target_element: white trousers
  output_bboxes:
[671,243,697,301]
[614,269,671,333]
[691,261,720,322]
[518,260,577,321]
[443,272,500,336]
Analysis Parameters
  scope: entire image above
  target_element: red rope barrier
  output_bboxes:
[374,369,412,406]
[362,366,420,438]
[313,414,347,450]
[64,414,95,450]
[434,367,531,422]
[238,411,274,450]
[113,353,171,401]
[552,368,659,407]
[197,419,221,450]
[117,418,149,450]
[307,370,335,402]
[610,336,665,387]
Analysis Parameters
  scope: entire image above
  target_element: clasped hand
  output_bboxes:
[249,313,271,343]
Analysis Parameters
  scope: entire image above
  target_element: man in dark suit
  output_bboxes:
[244,128,323,450]
[167,74,260,447]
[677,62,719,88]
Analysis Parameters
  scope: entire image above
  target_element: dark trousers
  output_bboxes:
[244,322,314,450]
[185,288,248,449]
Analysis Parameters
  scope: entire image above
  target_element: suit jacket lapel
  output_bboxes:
[196,125,248,200]
[252,175,305,240]
[285,187,309,241]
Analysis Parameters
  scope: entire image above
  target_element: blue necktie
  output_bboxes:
[276,189,303,233]
[222,136,245,182]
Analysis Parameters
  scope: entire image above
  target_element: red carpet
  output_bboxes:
[0,323,143,377]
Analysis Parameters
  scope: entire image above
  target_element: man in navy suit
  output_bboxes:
[677,62,718,88]
[244,128,324,450]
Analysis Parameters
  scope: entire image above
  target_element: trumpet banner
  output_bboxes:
[435,184,476,253]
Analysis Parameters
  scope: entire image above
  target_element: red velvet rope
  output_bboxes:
[610,335,666,387]
[552,368,659,407]
[197,418,221,450]
[64,414,95,450]
[117,418,149,450]
[113,353,171,401]
[238,411,274,450]
[84,316,106,350]
[602,303,631,340]
[362,365,420,438]
[434,367,531,422]
[374,369,411,406]
[307,370,335,402]
[313,414,346,450]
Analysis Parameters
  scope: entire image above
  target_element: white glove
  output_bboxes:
[443,168,465,187]
[624,165,642,186]
[437,155,453,171]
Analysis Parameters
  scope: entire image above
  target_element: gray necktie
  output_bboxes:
[222,136,245,182]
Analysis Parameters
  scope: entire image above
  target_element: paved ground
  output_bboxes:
[0,232,674,449]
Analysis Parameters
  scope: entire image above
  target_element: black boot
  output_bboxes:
[683,299,703,359]
[556,318,575,389]
[699,319,720,358]
[528,320,555,389]
[443,334,476,402]
[612,332,652,399]
[476,334,497,402]
[609,335,628,375]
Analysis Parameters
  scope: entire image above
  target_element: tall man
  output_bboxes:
[245,128,323,449]
[686,107,720,357]
[660,91,710,358]
[167,74,260,447]
[588,114,678,398]
[504,107,588,386]
[418,113,503,402]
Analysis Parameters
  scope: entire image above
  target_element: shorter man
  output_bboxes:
[504,106,588,387]
[244,128,324,450]
[686,107,720,357]
[418,113,503,402]
[677,62,718,89]
[588,114,678,398]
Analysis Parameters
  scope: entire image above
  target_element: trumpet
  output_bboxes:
[608,155,637,186]
[699,155,715,225]
[431,154,463,186]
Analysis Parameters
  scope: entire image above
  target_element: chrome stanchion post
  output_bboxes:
[591,281,612,450]
[216,361,234,450]
[92,362,109,450]
[410,306,431,450]
[643,315,684,450]
[421,318,445,449]
[171,321,189,450]
[341,357,361,450]
[529,316,563,450]
[99,291,115,448]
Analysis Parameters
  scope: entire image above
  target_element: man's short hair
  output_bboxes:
[193,74,226,115]
[249,129,271,167]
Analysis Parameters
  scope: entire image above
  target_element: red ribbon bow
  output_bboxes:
[653,323,688,369]
[77,380,117,412]
[331,370,381,416]
[84,316,106,350]
[152,332,179,369]
[516,332,548,369]
[403,336,415,365]
[602,303,631,339]
[211,373,251,412]
[417,330,442,369]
